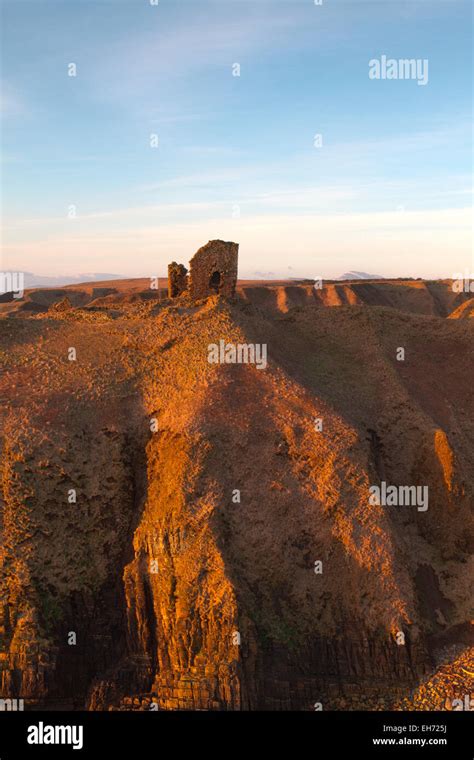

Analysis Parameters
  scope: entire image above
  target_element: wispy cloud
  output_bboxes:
[4,207,471,280]
[89,3,327,106]
[0,83,26,118]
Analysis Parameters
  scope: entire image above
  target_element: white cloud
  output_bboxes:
[4,207,471,280]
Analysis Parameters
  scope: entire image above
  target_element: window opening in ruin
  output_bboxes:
[209,271,221,292]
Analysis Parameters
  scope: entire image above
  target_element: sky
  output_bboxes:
[0,0,472,280]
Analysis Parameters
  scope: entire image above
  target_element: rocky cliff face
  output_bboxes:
[0,287,472,709]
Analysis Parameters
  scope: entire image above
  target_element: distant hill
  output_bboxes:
[1,271,127,290]
[337,271,383,280]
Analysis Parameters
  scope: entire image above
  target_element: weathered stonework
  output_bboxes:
[167,241,238,301]
[167,262,188,298]
[189,240,238,300]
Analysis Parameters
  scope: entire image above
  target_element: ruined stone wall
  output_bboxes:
[189,240,238,300]
[167,263,188,298]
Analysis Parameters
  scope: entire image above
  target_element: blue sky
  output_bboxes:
[1,0,472,279]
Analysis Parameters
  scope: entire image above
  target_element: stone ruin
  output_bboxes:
[167,262,188,298]
[167,240,239,300]
[189,240,239,299]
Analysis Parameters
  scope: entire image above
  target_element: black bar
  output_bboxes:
[0,711,472,758]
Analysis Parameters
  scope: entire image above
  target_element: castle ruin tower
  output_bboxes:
[188,240,238,300]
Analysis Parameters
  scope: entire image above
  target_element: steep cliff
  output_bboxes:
[0,288,472,709]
